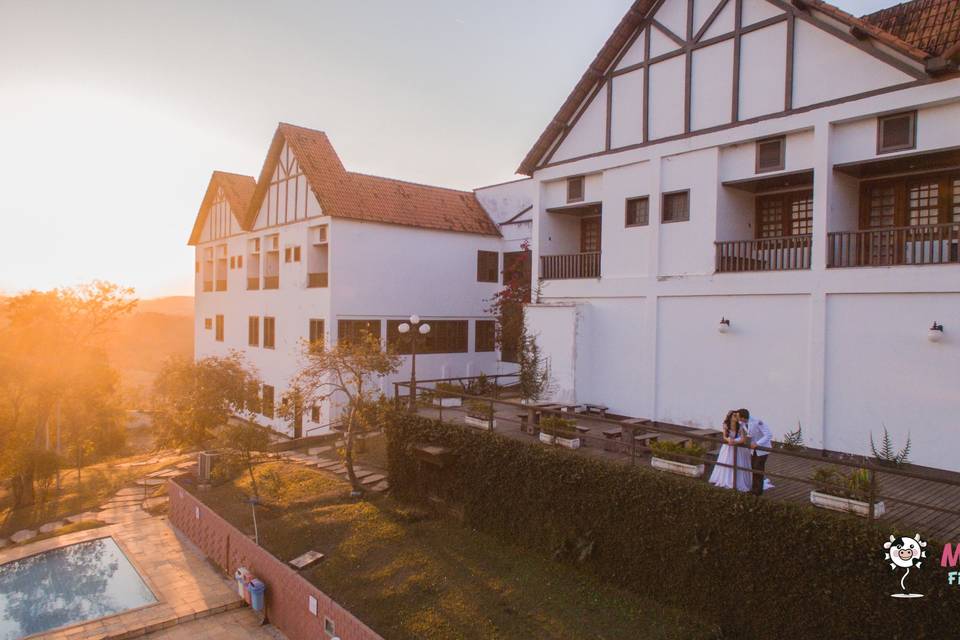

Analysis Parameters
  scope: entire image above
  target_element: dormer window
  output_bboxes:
[877,111,916,154]
[567,176,585,203]
[756,137,785,173]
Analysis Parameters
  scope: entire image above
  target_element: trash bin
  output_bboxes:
[247,579,266,612]
[234,567,252,600]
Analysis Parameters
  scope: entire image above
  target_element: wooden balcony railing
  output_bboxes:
[307,272,329,288]
[247,277,260,291]
[828,223,960,268]
[540,252,601,280]
[715,235,812,273]
[263,276,280,290]
[215,279,227,292]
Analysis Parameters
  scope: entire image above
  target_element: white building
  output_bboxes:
[514,0,960,470]
[189,123,518,436]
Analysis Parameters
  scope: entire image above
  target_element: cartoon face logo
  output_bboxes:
[884,534,927,598]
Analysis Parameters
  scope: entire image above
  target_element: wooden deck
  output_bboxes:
[416,404,960,541]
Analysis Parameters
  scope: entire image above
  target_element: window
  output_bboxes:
[230,256,236,269]
[215,315,224,342]
[311,405,321,423]
[237,255,243,269]
[567,176,585,203]
[477,250,499,283]
[338,319,381,346]
[204,318,212,330]
[625,197,649,227]
[387,319,468,354]
[309,318,325,346]
[953,178,960,222]
[195,261,200,274]
[324,617,335,637]
[284,247,292,263]
[262,385,275,419]
[756,137,785,173]
[860,171,959,228]
[877,111,916,154]
[248,316,259,347]
[293,246,301,262]
[580,217,601,252]
[662,191,690,223]
[263,316,276,349]
[908,180,939,226]
[755,191,813,238]
[475,320,496,352]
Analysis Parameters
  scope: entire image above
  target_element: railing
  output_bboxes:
[215,279,227,291]
[828,223,960,268]
[263,276,280,290]
[247,277,260,290]
[540,252,601,280]
[307,272,329,288]
[715,235,812,273]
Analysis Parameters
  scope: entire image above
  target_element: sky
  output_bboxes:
[0,0,895,298]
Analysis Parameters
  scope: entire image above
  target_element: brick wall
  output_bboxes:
[167,479,384,640]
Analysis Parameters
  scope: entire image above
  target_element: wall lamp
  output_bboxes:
[718,317,731,334]
[928,322,945,343]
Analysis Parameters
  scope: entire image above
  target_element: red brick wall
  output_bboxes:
[167,479,384,640]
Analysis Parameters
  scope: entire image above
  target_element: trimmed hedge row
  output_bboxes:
[386,413,958,640]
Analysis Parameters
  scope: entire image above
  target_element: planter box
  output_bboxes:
[539,432,555,445]
[556,436,581,450]
[433,396,462,408]
[465,415,495,430]
[809,490,885,517]
[651,456,704,478]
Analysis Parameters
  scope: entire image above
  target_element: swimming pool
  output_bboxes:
[0,536,157,639]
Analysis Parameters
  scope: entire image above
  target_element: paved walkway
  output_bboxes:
[145,607,281,639]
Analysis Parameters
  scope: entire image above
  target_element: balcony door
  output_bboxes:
[580,216,601,253]
[755,191,813,239]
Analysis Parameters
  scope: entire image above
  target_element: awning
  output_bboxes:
[721,169,814,193]
[834,146,960,179]
[545,201,602,216]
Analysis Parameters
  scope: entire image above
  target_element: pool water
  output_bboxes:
[0,536,156,639]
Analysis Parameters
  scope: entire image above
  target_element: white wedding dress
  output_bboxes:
[709,426,753,492]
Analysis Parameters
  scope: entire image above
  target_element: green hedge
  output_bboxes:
[386,413,958,640]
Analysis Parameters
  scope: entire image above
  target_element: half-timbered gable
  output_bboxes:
[187,171,256,245]
[524,0,936,173]
[249,141,323,230]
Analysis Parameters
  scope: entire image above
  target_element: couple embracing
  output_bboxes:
[708,408,772,495]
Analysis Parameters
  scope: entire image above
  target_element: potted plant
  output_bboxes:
[464,400,495,430]
[809,466,885,517]
[433,382,463,408]
[539,415,579,449]
[649,440,707,478]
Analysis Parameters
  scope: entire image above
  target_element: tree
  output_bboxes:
[486,240,532,362]
[152,352,261,449]
[0,281,135,506]
[285,332,400,494]
[517,327,551,403]
[218,420,271,498]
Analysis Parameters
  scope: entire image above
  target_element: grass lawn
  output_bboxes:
[197,461,719,640]
[0,427,180,538]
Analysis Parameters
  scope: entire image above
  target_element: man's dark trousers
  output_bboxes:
[751,452,768,496]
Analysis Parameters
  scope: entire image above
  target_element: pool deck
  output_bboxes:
[0,484,279,640]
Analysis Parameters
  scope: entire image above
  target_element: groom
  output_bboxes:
[739,408,773,496]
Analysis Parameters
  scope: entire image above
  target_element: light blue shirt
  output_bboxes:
[745,418,773,456]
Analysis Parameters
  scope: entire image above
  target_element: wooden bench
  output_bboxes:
[633,432,691,448]
[583,403,609,418]
[602,427,622,452]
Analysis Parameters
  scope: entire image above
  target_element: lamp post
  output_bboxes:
[398,315,431,411]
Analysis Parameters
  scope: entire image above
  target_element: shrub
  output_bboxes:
[813,466,874,502]
[464,373,493,396]
[385,412,957,640]
[649,440,705,463]
[465,400,493,420]
[777,422,805,451]
[870,426,911,466]
[539,415,576,438]
[434,382,463,398]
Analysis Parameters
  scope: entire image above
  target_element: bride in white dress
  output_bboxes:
[709,410,753,492]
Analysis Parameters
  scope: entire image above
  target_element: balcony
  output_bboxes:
[307,272,329,288]
[828,223,960,268]
[263,276,280,290]
[715,235,812,273]
[247,277,260,291]
[540,252,601,280]
[215,279,227,292]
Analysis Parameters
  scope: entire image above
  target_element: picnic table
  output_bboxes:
[602,427,623,452]
[634,432,692,448]
[583,403,609,418]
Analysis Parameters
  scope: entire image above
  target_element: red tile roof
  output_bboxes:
[246,123,499,237]
[516,0,949,176]
[188,171,257,245]
[862,0,960,56]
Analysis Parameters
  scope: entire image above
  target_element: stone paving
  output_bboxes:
[143,607,282,639]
